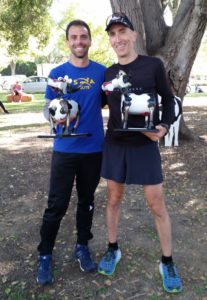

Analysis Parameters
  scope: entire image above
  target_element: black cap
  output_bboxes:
[105,12,134,32]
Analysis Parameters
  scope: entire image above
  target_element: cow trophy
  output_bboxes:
[102,70,158,132]
[38,76,91,138]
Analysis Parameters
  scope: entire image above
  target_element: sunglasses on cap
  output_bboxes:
[105,12,134,31]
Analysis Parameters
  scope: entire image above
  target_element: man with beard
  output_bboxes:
[37,20,106,285]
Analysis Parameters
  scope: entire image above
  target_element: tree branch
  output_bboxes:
[140,0,168,54]
[159,0,207,98]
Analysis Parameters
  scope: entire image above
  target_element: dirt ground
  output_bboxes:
[0,105,207,300]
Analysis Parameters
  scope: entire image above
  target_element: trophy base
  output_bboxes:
[114,128,159,133]
[37,133,92,139]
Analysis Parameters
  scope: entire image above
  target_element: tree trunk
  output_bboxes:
[109,0,207,141]
[10,57,17,75]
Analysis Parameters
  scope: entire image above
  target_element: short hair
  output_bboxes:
[66,20,91,40]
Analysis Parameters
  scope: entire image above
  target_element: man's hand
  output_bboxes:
[142,125,168,141]
[53,118,67,125]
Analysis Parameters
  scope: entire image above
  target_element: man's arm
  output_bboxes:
[143,59,174,141]
[101,90,108,108]
[43,69,60,121]
[155,59,175,127]
[43,99,50,121]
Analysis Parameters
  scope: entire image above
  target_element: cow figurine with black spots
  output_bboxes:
[102,70,157,131]
[102,70,131,94]
[158,95,182,146]
[164,96,182,146]
[47,76,80,135]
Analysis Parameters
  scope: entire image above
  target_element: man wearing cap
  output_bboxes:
[98,12,182,294]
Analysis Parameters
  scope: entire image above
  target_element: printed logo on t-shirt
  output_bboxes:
[73,77,95,90]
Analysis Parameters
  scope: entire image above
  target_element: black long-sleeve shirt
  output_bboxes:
[105,55,175,146]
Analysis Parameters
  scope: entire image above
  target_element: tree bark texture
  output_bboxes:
[10,57,17,76]
[109,0,207,140]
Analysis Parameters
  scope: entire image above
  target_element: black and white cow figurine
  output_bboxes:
[48,98,79,134]
[120,93,156,130]
[102,70,131,94]
[47,76,80,135]
[159,95,182,146]
[165,96,182,146]
[102,70,156,130]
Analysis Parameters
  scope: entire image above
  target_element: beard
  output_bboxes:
[70,48,88,59]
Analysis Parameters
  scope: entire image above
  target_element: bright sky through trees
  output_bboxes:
[50,0,112,24]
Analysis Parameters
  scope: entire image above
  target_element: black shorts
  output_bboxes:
[101,142,163,185]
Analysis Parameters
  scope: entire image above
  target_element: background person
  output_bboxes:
[12,80,23,102]
[0,100,9,113]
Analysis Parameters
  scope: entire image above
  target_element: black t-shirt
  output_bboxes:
[104,55,175,146]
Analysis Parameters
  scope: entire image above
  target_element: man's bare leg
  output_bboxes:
[106,180,124,243]
[144,184,172,256]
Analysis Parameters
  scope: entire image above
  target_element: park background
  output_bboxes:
[0,1,207,300]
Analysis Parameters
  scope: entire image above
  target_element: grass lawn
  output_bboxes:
[186,92,207,97]
[0,92,45,113]
[0,91,206,114]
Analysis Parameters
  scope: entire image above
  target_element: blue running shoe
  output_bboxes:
[159,262,182,293]
[73,244,96,272]
[37,255,54,285]
[98,248,121,276]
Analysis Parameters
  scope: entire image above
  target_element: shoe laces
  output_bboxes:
[39,256,51,271]
[103,249,116,262]
[165,262,177,278]
[77,245,91,261]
